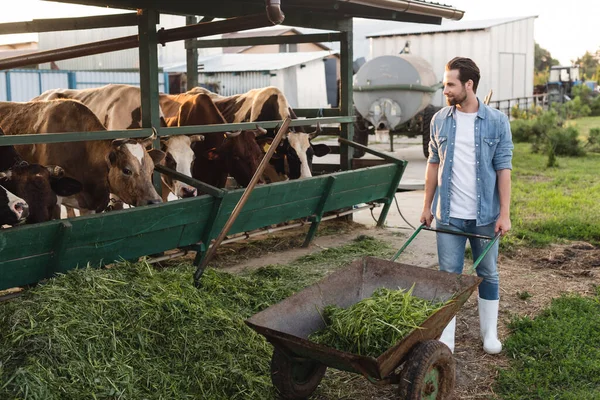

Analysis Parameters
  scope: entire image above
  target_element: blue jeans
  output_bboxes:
[436,217,499,300]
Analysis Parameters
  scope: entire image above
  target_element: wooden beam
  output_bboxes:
[339,19,354,171]
[185,15,199,90]
[0,13,140,34]
[187,32,341,49]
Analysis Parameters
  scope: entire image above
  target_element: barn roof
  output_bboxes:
[44,0,464,25]
[163,51,336,73]
[367,15,538,38]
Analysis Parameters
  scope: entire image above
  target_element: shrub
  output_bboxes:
[547,126,585,157]
[586,127,600,152]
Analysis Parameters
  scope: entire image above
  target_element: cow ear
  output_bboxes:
[50,177,83,197]
[148,149,166,165]
[106,151,117,167]
[312,144,330,157]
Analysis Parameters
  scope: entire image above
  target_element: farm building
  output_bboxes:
[368,16,538,106]
[165,51,338,108]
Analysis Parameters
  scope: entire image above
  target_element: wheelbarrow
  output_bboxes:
[245,225,501,399]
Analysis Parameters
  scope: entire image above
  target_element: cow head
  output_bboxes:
[174,93,265,189]
[266,124,330,180]
[201,129,266,187]
[0,163,82,224]
[106,139,165,207]
[0,185,28,226]
[161,119,205,199]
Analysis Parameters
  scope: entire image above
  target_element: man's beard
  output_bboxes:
[445,90,467,106]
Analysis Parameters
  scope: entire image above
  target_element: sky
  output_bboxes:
[0,0,598,65]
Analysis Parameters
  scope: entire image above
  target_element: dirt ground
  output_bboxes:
[213,216,600,400]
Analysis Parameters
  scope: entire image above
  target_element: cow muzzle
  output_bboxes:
[10,199,29,221]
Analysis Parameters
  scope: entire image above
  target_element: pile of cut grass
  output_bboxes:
[309,286,446,358]
[495,287,600,399]
[0,235,392,400]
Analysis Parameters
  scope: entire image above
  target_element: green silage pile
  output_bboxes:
[309,286,447,358]
[0,235,392,400]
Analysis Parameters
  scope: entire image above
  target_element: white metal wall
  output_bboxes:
[198,59,328,108]
[295,59,328,107]
[198,72,271,96]
[370,17,535,106]
[37,14,222,70]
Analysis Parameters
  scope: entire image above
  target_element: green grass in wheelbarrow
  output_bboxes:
[309,286,448,358]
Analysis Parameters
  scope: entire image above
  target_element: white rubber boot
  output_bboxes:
[478,297,502,354]
[438,317,456,354]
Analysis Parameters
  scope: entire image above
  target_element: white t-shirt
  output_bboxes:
[449,110,478,219]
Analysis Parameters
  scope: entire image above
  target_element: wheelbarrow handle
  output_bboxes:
[390,224,501,263]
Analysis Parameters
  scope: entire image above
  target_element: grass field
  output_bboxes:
[508,140,600,248]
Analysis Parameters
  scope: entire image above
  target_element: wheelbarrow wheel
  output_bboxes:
[397,340,455,400]
[271,348,327,399]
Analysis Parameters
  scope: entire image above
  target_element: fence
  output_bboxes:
[489,94,548,119]
[0,69,169,102]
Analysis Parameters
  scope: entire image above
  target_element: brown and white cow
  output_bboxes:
[206,86,330,181]
[163,93,266,190]
[0,100,164,214]
[33,84,202,201]
[0,128,82,224]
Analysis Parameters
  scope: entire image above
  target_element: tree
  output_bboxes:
[534,42,559,72]
[573,51,599,80]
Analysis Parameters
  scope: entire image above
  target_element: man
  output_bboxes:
[420,57,513,355]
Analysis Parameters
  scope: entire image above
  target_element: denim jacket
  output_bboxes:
[428,98,513,226]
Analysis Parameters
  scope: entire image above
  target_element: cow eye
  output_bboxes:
[122,167,132,176]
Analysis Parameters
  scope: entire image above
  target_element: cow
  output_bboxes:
[0,185,27,226]
[163,93,266,190]
[0,99,165,214]
[0,128,82,224]
[33,84,203,201]
[202,86,331,180]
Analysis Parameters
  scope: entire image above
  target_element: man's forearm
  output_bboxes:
[423,163,439,210]
[497,169,511,217]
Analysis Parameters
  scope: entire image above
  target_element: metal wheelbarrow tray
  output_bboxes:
[245,227,497,399]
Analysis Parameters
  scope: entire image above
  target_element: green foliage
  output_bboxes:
[574,50,600,80]
[509,109,585,163]
[309,286,446,357]
[517,291,532,301]
[534,42,559,72]
[496,292,600,399]
[586,127,600,152]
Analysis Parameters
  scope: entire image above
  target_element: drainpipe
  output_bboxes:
[342,0,464,20]
[265,0,285,24]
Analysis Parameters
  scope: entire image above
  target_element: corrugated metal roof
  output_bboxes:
[163,51,337,73]
[367,15,537,38]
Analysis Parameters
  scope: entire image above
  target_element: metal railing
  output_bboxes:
[489,94,549,119]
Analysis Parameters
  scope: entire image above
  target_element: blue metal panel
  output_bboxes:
[5,72,11,101]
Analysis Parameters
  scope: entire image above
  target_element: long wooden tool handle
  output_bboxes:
[193,116,292,286]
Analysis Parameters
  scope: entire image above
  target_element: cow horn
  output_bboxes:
[308,123,322,140]
[225,130,242,138]
[190,134,205,143]
[46,165,65,178]
[255,124,268,136]
[140,129,158,148]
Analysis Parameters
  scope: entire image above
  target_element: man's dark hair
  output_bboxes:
[446,57,480,93]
